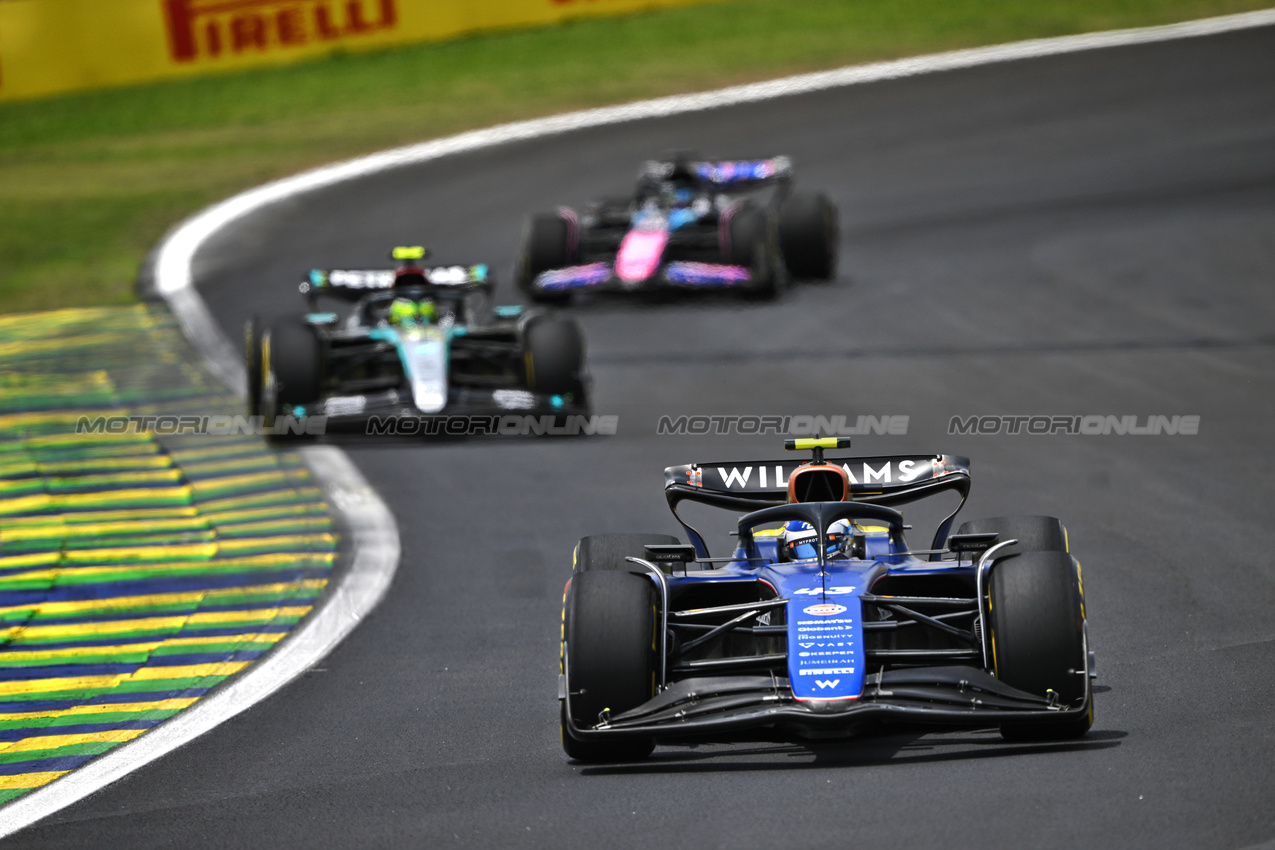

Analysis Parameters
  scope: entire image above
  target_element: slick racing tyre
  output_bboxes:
[518,212,574,304]
[524,318,587,401]
[561,570,657,762]
[263,320,323,440]
[725,204,777,300]
[778,191,838,280]
[956,515,1069,557]
[245,316,264,418]
[986,550,1092,741]
[574,533,681,573]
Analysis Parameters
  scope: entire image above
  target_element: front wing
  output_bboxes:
[534,261,753,295]
[287,386,592,436]
[560,665,1093,743]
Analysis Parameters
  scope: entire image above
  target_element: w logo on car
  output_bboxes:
[815,679,840,689]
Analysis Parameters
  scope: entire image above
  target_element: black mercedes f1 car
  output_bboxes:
[246,247,590,438]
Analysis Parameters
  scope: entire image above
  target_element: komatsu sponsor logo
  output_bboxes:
[799,668,855,675]
[948,414,1200,436]
[656,414,908,436]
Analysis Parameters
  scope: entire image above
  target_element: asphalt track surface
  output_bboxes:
[14,24,1275,849]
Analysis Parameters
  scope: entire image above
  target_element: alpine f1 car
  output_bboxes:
[518,154,838,302]
[245,247,589,436]
[559,438,1096,762]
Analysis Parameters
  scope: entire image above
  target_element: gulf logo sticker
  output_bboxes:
[802,603,847,616]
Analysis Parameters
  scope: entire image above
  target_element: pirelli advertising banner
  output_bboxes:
[0,0,714,102]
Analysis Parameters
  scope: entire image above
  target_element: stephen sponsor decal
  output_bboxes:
[802,603,847,617]
[163,0,397,62]
[798,668,855,675]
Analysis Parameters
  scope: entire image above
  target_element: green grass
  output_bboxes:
[0,0,1269,313]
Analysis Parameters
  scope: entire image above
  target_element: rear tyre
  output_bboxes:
[524,318,587,401]
[988,550,1091,741]
[264,320,323,441]
[561,570,657,762]
[518,212,573,304]
[778,191,838,280]
[725,205,777,300]
[575,533,681,573]
[956,515,1068,556]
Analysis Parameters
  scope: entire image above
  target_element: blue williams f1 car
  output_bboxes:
[559,438,1096,762]
[518,154,838,302]
[246,247,589,437]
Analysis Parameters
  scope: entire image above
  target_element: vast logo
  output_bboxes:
[163,0,398,62]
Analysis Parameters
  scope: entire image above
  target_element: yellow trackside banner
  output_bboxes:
[0,0,716,103]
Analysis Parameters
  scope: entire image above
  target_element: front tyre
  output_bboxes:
[725,205,777,300]
[956,515,1069,556]
[778,191,838,280]
[518,212,574,304]
[561,570,657,762]
[574,533,681,573]
[988,550,1092,741]
[524,318,587,402]
[263,320,323,441]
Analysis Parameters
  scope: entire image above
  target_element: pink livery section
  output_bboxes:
[615,228,669,283]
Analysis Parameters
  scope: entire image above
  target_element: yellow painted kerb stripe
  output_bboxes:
[0,579,327,617]
[0,662,250,697]
[0,606,314,639]
[0,771,70,790]
[0,632,284,662]
[0,698,199,722]
[0,728,147,754]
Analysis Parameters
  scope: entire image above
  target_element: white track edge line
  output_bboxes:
[3,7,1272,836]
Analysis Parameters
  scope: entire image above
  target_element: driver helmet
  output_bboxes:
[782,519,853,560]
[388,297,435,326]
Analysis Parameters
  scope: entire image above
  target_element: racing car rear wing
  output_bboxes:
[663,454,971,558]
[641,156,794,189]
[692,157,793,187]
[299,264,493,306]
